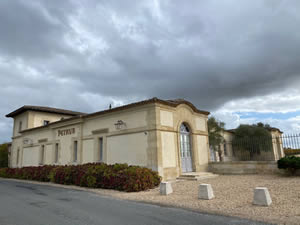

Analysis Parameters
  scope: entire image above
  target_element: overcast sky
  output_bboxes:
[1,0,300,142]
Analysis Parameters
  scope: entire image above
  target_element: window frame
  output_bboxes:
[18,121,22,132]
[40,145,45,165]
[99,137,103,162]
[16,148,20,165]
[54,143,59,163]
[73,141,78,162]
[224,143,227,156]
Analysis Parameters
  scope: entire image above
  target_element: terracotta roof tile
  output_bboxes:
[6,105,86,118]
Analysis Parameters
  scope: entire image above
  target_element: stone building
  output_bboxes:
[211,127,284,162]
[6,98,210,180]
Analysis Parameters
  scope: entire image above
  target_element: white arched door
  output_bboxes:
[180,124,193,173]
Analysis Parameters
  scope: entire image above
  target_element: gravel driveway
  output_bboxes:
[2,175,299,225]
[97,174,300,225]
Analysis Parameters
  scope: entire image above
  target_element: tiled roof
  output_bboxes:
[84,97,210,119]
[6,105,86,118]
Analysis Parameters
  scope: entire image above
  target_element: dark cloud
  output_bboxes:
[0,0,75,59]
[1,0,300,142]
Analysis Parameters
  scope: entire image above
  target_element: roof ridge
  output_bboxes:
[6,105,86,118]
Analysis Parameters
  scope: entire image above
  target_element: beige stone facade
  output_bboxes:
[211,128,285,162]
[6,98,210,180]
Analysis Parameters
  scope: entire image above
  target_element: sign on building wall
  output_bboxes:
[58,128,75,137]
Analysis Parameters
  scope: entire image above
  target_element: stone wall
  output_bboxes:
[209,161,281,174]
[157,104,209,180]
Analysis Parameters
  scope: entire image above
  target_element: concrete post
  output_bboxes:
[160,182,173,195]
[253,187,272,206]
[198,184,214,200]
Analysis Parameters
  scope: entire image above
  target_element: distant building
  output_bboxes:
[6,98,210,180]
[211,127,284,162]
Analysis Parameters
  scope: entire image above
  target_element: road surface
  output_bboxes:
[0,179,270,225]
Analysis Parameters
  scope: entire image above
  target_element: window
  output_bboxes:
[224,143,227,156]
[40,145,45,165]
[73,141,78,162]
[43,120,50,126]
[16,148,20,165]
[55,143,59,163]
[18,121,22,132]
[99,137,103,162]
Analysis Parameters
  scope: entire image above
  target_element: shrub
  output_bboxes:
[278,156,300,175]
[0,143,8,168]
[50,163,161,192]
[0,168,8,178]
[0,165,55,181]
[0,163,161,192]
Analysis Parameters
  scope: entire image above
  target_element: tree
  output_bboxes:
[233,123,273,157]
[208,117,225,160]
[0,143,8,168]
[234,123,272,140]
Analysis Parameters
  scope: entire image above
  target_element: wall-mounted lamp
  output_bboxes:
[114,120,126,130]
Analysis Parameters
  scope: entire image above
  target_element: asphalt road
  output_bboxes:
[0,179,271,225]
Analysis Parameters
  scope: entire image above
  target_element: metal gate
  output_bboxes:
[180,123,193,173]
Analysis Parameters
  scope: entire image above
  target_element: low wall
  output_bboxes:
[209,161,281,175]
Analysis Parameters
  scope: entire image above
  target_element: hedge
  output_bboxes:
[278,156,300,175]
[0,163,161,192]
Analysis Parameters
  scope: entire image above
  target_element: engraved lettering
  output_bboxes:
[58,128,76,137]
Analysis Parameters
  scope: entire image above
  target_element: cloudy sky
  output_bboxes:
[1,0,300,142]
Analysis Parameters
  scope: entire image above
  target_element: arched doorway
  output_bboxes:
[180,123,193,173]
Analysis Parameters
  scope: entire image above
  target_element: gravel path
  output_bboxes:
[2,175,299,225]
[95,174,300,225]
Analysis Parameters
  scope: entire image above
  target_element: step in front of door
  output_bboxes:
[177,173,219,181]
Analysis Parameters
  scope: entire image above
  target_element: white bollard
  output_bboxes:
[198,184,214,200]
[253,187,272,206]
[160,182,173,195]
